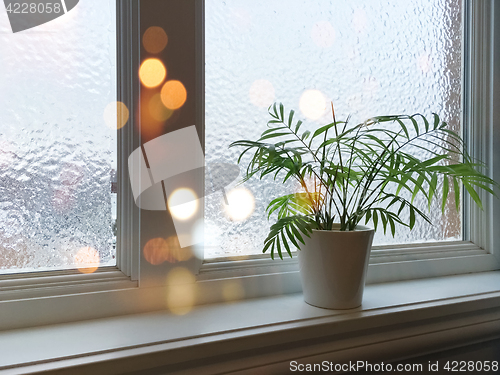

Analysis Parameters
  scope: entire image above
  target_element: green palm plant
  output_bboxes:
[229,103,498,260]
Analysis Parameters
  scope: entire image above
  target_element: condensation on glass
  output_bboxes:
[0,1,117,272]
[205,0,462,258]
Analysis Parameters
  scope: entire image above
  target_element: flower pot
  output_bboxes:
[298,225,374,309]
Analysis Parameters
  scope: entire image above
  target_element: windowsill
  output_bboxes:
[2,271,500,374]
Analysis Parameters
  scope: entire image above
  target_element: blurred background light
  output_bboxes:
[148,93,174,122]
[311,20,336,48]
[168,188,198,221]
[160,80,187,110]
[299,89,327,120]
[143,26,168,54]
[224,188,255,221]
[166,267,196,315]
[75,246,100,274]
[249,79,275,108]
[139,58,167,88]
[222,280,245,302]
[143,237,172,265]
[103,101,129,130]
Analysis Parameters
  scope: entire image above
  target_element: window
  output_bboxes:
[0,0,117,273]
[204,0,463,259]
[0,0,497,332]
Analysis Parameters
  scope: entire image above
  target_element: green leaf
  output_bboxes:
[411,174,426,203]
[433,113,440,129]
[453,177,461,211]
[276,236,283,260]
[261,126,287,137]
[428,173,438,209]
[380,211,388,234]
[464,180,483,210]
[290,223,305,245]
[395,119,410,139]
[409,206,416,229]
[263,238,274,254]
[258,132,292,141]
[295,120,303,133]
[288,110,295,127]
[409,116,419,135]
[281,232,292,258]
[373,210,378,230]
[312,123,334,140]
[285,225,301,249]
[388,215,396,236]
[272,103,278,118]
[365,210,372,224]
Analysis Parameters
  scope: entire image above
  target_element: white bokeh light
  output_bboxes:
[299,89,327,120]
[168,188,199,221]
[224,188,255,221]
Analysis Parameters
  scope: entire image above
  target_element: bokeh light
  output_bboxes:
[143,26,168,54]
[418,52,432,73]
[311,20,336,48]
[140,90,173,142]
[189,219,205,260]
[249,79,275,108]
[143,237,171,265]
[75,246,100,274]
[168,188,198,221]
[160,80,187,110]
[166,267,196,315]
[148,93,174,122]
[139,58,167,88]
[229,7,252,31]
[143,237,192,265]
[224,188,255,221]
[222,281,245,302]
[299,89,327,120]
[352,8,368,33]
[103,101,129,130]
[167,236,193,262]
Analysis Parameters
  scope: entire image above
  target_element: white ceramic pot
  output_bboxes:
[298,224,374,309]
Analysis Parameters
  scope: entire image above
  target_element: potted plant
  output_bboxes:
[230,103,498,309]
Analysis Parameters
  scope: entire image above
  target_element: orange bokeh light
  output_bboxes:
[140,89,167,142]
[160,80,187,110]
[143,26,169,54]
[139,58,167,88]
[75,247,100,274]
[103,101,130,130]
[143,237,191,265]
[144,238,172,265]
[148,93,173,122]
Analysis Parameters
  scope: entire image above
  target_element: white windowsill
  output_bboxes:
[1,271,500,374]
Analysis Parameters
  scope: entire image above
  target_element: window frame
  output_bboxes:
[0,0,498,332]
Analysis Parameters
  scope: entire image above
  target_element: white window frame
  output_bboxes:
[0,0,497,332]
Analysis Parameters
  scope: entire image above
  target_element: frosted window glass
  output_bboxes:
[0,1,117,272]
[205,0,462,258]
